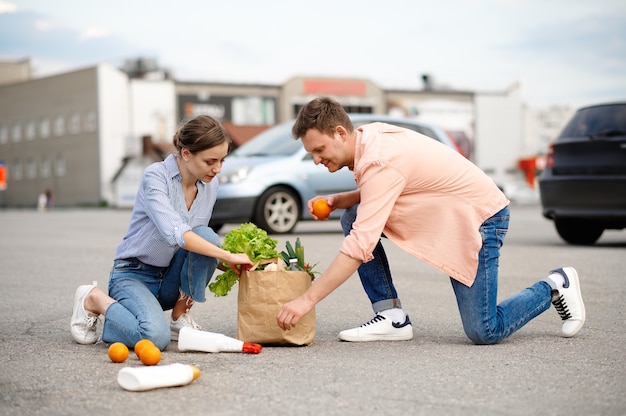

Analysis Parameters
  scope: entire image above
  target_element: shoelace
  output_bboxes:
[80,315,99,341]
[360,315,386,327]
[552,294,572,320]
[180,313,201,330]
[85,315,99,329]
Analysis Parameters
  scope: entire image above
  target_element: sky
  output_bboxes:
[1,0,625,109]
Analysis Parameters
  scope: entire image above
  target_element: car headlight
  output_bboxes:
[219,166,251,184]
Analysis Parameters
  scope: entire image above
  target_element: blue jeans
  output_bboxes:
[340,205,552,345]
[102,226,220,350]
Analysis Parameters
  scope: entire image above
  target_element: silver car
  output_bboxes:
[210,114,460,234]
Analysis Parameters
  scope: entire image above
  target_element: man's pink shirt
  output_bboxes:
[339,123,509,287]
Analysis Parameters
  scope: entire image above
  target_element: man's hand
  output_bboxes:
[276,296,315,331]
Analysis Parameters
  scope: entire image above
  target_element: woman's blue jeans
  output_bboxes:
[340,205,552,345]
[102,226,220,350]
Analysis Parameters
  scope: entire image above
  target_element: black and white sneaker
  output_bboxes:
[549,267,586,337]
[338,314,413,342]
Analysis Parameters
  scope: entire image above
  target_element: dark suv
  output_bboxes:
[539,102,626,245]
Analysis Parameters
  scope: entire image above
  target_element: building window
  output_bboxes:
[26,120,36,140]
[69,113,81,135]
[84,111,97,132]
[0,125,7,144]
[40,157,51,178]
[26,158,36,179]
[342,105,373,114]
[40,118,50,139]
[12,123,22,142]
[232,97,276,125]
[54,115,65,137]
[12,159,22,180]
[54,154,66,177]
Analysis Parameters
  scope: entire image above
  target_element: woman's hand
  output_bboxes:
[223,253,254,276]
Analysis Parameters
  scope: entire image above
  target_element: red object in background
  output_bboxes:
[518,157,537,188]
[0,161,6,190]
[302,79,367,96]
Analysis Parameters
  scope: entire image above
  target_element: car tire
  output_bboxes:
[555,218,604,245]
[254,186,301,234]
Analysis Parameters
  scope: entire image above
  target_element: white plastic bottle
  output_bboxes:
[177,327,262,354]
[117,363,200,392]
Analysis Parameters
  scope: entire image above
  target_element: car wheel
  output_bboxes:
[554,218,604,245]
[254,186,301,234]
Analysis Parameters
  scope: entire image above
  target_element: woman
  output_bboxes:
[70,115,253,350]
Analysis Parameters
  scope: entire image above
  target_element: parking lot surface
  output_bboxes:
[0,205,624,415]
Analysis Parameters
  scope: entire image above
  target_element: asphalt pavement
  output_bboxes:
[0,204,624,416]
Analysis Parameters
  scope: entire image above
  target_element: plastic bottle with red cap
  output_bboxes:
[177,327,262,354]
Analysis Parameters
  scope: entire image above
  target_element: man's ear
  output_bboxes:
[335,125,348,140]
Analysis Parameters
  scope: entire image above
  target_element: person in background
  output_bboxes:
[45,189,54,210]
[37,191,47,212]
[277,96,585,345]
[70,115,253,350]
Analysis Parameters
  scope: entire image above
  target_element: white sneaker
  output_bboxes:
[70,281,99,344]
[338,315,413,342]
[170,312,201,341]
[550,267,586,337]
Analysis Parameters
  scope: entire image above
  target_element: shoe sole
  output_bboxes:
[338,327,414,342]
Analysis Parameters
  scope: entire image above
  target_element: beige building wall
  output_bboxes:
[0,58,31,86]
[0,66,102,206]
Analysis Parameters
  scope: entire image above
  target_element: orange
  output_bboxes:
[134,339,155,359]
[312,199,331,220]
[107,342,129,363]
[139,344,161,366]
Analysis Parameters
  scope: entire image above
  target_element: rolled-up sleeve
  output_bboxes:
[340,160,406,262]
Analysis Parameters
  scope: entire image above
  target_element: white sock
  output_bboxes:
[547,272,566,289]
[378,308,406,323]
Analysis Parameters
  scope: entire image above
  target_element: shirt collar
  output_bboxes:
[164,153,206,188]
[164,154,181,180]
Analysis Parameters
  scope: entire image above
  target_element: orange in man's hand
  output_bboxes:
[134,339,155,359]
[139,344,161,366]
[108,342,129,363]
[312,199,331,219]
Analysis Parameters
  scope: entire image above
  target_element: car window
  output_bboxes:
[559,104,626,138]
[232,122,302,157]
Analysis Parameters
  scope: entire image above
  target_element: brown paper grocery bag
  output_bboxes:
[237,268,316,346]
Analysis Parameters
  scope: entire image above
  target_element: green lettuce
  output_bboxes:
[208,223,279,296]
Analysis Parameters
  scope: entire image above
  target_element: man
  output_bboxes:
[276,97,585,345]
